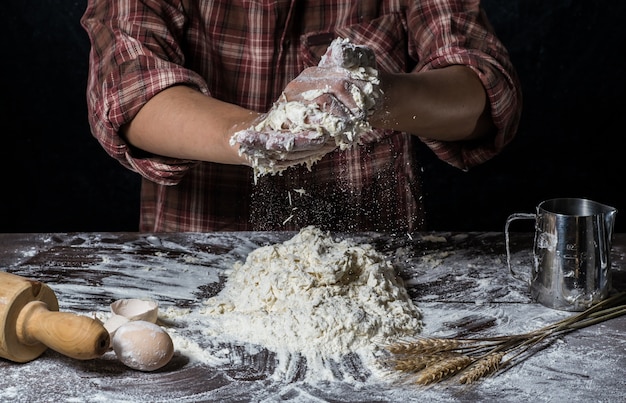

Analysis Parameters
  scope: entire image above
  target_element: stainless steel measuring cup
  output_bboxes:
[505,198,617,311]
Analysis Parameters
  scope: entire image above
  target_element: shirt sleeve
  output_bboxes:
[81,0,208,185]
[408,1,523,171]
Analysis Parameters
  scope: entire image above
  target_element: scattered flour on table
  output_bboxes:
[200,226,422,381]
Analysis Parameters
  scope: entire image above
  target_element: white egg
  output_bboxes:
[102,314,130,344]
[111,320,174,371]
[110,298,159,323]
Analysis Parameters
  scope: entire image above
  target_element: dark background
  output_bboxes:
[2,0,625,234]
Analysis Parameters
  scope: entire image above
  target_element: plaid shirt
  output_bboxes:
[81,0,521,233]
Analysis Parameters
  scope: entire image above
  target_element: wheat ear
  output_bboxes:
[386,338,463,355]
[414,354,473,385]
[391,352,460,373]
[458,352,505,384]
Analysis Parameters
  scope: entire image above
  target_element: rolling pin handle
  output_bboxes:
[15,300,110,360]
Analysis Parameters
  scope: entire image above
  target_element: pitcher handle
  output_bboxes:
[505,213,536,284]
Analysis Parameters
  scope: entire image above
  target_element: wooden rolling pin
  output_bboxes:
[0,271,110,363]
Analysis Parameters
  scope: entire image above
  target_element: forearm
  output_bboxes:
[121,85,260,165]
[370,66,494,141]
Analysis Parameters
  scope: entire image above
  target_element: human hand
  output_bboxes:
[230,97,358,175]
[233,127,338,174]
[282,36,380,119]
[231,38,382,177]
[282,64,378,120]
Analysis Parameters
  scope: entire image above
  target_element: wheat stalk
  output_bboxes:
[382,291,626,385]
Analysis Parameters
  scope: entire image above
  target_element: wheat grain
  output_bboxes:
[458,352,505,384]
[386,338,463,355]
[413,354,473,385]
[391,352,459,373]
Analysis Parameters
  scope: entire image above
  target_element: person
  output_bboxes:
[80,0,522,234]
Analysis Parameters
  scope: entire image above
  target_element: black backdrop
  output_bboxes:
[2,1,625,233]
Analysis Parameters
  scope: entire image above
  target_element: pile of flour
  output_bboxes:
[230,37,382,178]
[200,226,422,381]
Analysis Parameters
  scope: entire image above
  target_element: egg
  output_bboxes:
[111,320,174,371]
[110,298,158,323]
[102,314,130,345]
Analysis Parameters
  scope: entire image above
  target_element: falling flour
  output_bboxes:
[200,226,422,381]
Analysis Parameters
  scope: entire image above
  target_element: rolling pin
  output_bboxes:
[0,271,110,363]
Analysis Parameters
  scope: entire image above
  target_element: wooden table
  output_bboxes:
[1,231,625,402]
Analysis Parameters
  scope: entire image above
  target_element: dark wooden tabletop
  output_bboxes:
[1,231,625,402]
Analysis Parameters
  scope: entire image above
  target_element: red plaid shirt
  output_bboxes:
[81,0,521,233]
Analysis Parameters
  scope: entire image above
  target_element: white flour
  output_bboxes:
[200,226,422,381]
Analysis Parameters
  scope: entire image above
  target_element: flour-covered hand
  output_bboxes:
[283,66,375,120]
[230,97,353,175]
[230,37,382,178]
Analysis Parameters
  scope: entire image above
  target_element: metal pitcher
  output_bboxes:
[505,198,617,311]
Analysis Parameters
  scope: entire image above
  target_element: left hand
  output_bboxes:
[282,65,379,119]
